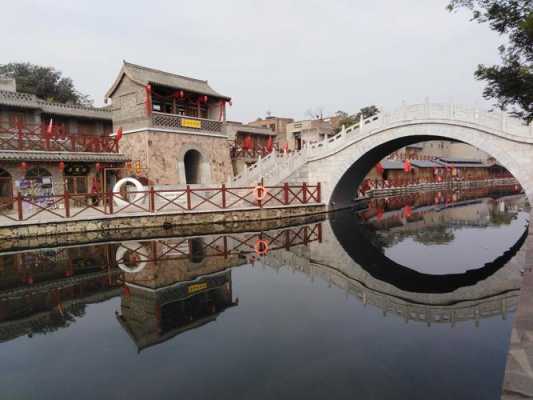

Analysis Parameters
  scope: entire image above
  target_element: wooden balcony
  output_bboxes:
[151,112,223,134]
[0,121,118,153]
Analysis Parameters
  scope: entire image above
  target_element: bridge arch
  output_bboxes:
[305,118,533,209]
[327,125,527,207]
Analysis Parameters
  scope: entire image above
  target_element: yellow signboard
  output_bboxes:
[181,118,202,129]
[188,282,208,294]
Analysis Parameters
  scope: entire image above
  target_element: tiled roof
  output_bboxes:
[0,150,129,163]
[106,61,231,100]
[435,157,488,168]
[411,160,442,168]
[0,90,112,120]
[381,159,446,170]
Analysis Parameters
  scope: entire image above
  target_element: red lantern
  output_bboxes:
[19,162,28,170]
[202,95,208,103]
[59,161,65,171]
[96,162,101,172]
[266,136,273,153]
[179,90,184,98]
[115,127,123,141]
[242,135,253,151]
[402,205,412,219]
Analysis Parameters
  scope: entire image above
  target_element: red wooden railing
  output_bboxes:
[0,182,321,222]
[0,120,117,153]
[115,223,322,266]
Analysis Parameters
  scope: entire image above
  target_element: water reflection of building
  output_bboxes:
[359,189,527,233]
[115,224,323,350]
[0,245,122,342]
[118,270,237,352]
[116,240,243,351]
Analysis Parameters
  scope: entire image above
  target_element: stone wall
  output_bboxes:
[121,129,233,185]
[108,75,150,132]
[0,204,326,240]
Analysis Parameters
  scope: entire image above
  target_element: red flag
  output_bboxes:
[266,136,273,153]
[46,118,53,136]
[376,162,384,175]
[115,127,123,141]
[403,159,411,172]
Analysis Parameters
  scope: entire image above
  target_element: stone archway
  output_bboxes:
[322,125,532,208]
[184,149,202,184]
[177,145,212,185]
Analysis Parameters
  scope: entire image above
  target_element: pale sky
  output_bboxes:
[1,0,503,122]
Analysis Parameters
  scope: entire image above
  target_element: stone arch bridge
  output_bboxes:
[231,102,533,209]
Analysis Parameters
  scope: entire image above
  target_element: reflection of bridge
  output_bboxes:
[263,250,518,327]
[232,102,533,208]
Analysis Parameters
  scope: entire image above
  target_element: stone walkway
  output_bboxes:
[502,223,533,399]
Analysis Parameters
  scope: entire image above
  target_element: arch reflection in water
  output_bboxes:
[329,188,529,293]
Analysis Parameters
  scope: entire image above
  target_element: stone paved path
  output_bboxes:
[502,220,533,399]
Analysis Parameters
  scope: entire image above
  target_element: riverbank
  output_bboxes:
[0,203,326,244]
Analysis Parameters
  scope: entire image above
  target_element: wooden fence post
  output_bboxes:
[316,182,321,203]
[283,182,289,205]
[302,182,308,204]
[186,185,192,210]
[108,191,114,215]
[16,192,23,221]
[64,191,70,218]
[221,183,227,208]
[149,186,155,213]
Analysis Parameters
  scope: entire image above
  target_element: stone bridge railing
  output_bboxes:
[231,101,533,186]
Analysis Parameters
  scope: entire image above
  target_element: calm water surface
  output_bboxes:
[0,188,529,399]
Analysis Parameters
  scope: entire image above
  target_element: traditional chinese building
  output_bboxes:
[106,61,234,186]
[224,121,275,175]
[0,77,128,207]
[285,118,335,150]
[248,115,294,148]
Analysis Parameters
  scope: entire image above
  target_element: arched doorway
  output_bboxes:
[184,150,202,184]
[0,169,12,209]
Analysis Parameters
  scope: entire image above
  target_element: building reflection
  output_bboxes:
[115,224,322,351]
[0,244,122,342]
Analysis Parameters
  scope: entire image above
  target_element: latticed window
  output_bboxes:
[25,167,52,179]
